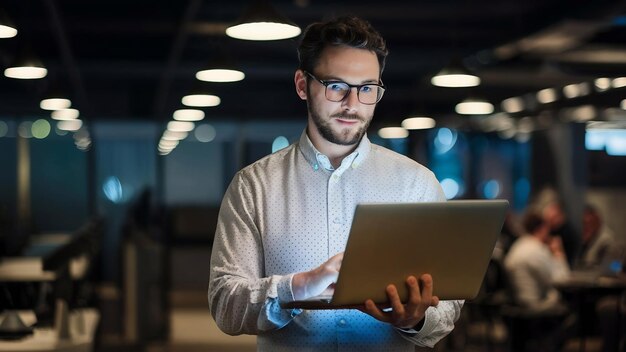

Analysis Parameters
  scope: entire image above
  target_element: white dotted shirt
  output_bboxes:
[209,130,463,351]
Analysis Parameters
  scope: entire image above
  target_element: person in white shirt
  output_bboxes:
[208,16,462,351]
[504,211,573,350]
[504,212,570,313]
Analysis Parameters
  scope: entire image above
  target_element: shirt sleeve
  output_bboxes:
[208,172,300,335]
[418,169,446,202]
[395,300,464,347]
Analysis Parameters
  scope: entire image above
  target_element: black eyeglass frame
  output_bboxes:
[304,71,386,105]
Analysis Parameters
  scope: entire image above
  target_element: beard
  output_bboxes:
[307,95,372,146]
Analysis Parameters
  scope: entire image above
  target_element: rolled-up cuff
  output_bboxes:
[258,274,302,331]
[277,274,302,317]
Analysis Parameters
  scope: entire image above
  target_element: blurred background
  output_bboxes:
[0,0,625,351]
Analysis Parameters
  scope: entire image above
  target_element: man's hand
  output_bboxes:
[362,274,439,329]
[292,252,343,300]
[548,236,566,259]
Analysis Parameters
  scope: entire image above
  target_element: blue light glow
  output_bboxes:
[483,179,501,199]
[609,260,623,274]
[586,129,626,155]
[103,176,123,204]
[613,15,626,26]
[433,128,458,154]
[514,178,530,204]
[440,178,460,199]
[585,130,605,150]
[606,132,626,156]
[272,136,289,153]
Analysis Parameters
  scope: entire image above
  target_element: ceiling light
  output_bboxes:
[57,119,83,131]
[431,58,480,88]
[182,94,221,107]
[536,88,558,104]
[455,98,494,115]
[517,116,535,134]
[501,97,524,113]
[563,105,596,122]
[401,117,436,130]
[40,98,72,111]
[491,113,515,131]
[162,130,189,141]
[225,0,301,41]
[594,78,611,91]
[196,69,245,83]
[613,77,626,88]
[378,127,409,139]
[173,109,205,121]
[4,47,48,79]
[4,61,47,79]
[158,143,177,150]
[0,24,16,38]
[0,10,17,38]
[51,108,80,120]
[167,121,195,132]
[159,139,179,148]
[563,82,590,98]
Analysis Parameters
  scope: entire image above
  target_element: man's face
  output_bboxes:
[582,211,600,243]
[305,46,380,146]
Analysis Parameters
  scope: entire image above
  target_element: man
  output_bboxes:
[209,17,462,351]
[533,188,579,266]
[579,204,624,352]
[504,212,570,313]
[579,204,622,270]
[503,212,576,352]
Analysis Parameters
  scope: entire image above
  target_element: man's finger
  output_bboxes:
[419,274,434,310]
[386,284,405,319]
[363,299,390,323]
[404,276,421,316]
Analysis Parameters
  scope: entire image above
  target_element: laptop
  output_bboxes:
[282,200,509,310]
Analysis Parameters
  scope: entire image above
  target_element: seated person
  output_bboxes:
[578,204,624,352]
[504,212,570,313]
[578,204,623,271]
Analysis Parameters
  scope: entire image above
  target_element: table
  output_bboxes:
[0,309,99,352]
[555,272,626,352]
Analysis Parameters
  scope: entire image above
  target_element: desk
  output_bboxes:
[0,233,90,282]
[555,272,626,293]
[0,309,99,352]
[0,257,90,282]
[555,273,626,352]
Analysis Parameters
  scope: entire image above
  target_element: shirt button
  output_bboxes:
[337,318,347,326]
[333,217,341,224]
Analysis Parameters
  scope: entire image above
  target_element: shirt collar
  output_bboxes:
[298,129,371,172]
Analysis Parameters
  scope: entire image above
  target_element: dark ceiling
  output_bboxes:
[1,0,625,130]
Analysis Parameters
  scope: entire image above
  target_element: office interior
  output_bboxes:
[0,1,625,351]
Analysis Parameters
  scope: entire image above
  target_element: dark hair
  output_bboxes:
[297,16,388,76]
[523,212,546,234]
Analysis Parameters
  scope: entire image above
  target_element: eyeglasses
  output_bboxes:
[305,71,386,105]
